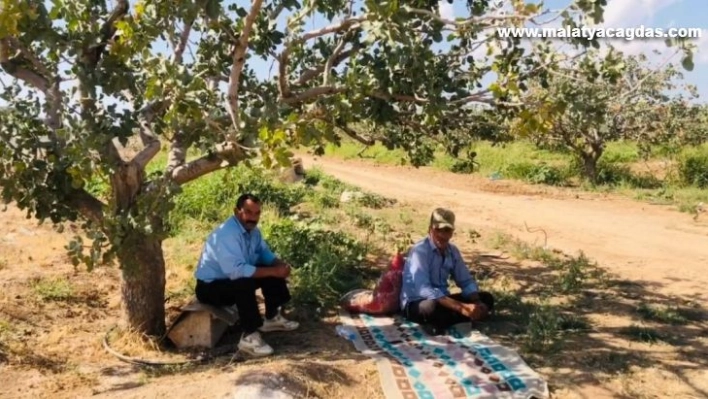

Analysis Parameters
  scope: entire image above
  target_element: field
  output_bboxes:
[1,142,708,399]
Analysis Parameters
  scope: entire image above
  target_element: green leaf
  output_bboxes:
[681,55,694,72]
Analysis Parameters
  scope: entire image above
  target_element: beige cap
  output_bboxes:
[430,208,455,229]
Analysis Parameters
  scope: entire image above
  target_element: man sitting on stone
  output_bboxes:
[400,207,495,336]
[194,193,299,357]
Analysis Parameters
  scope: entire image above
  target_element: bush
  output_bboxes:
[260,218,368,310]
[504,162,571,186]
[594,161,662,189]
[678,151,708,188]
[449,158,478,174]
[303,167,347,194]
[566,157,662,189]
[168,164,307,232]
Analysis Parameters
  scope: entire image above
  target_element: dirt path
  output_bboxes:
[300,154,708,306]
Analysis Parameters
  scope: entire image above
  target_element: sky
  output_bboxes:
[439,0,708,101]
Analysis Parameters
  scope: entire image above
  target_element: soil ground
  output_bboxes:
[300,154,708,307]
[1,153,707,398]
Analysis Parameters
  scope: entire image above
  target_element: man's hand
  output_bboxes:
[271,264,291,278]
[252,262,291,279]
[461,302,488,320]
[438,296,489,320]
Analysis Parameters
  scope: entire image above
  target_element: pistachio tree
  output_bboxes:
[515,46,698,182]
[0,0,609,336]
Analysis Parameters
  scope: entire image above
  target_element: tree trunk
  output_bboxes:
[580,145,603,184]
[108,161,167,337]
[581,153,598,183]
[117,232,166,337]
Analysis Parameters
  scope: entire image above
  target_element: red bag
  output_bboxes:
[341,252,405,315]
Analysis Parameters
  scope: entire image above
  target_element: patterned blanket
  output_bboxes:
[338,310,549,399]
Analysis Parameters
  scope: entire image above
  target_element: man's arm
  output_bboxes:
[451,246,480,301]
[215,235,286,279]
[429,247,486,319]
[254,235,290,278]
[448,247,488,319]
[214,237,260,279]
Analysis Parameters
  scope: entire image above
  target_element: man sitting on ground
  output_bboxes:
[193,193,299,357]
[400,207,495,336]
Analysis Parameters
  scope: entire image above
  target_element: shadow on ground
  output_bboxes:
[460,246,708,398]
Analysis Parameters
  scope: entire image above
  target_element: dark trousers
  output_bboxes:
[195,274,291,335]
[403,291,495,334]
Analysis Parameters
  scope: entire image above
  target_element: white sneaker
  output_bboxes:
[259,313,300,332]
[238,331,273,357]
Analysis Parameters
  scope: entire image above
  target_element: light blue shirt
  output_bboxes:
[194,216,277,282]
[400,236,479,309]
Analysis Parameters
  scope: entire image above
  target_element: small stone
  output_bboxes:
[232,371,300,399]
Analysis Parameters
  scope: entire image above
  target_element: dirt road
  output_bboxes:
[301,154,708,305]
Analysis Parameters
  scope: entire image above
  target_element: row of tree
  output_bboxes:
[0,0,700,336]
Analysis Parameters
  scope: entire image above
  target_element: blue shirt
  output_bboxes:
[194,216,277,282]
[400,236,479,308]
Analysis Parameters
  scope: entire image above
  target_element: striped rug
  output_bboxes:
[338,310,549,399]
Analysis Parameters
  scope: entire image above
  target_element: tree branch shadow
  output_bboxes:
[459,246,708,398]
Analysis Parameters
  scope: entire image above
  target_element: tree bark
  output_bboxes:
[111,158,166,337]
[580,146,603,184]
[117,232,166,337]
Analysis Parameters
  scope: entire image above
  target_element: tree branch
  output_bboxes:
[0,39,50,92]
[6,37,52,78]
[279,15,366,99]
[333,122,375,146]
[171,18,194,64]
[323,33,350,87]
[171,142,248,185]
[0,39,63,133]
[402,6,532,26]
[620,49,680,101]
[166,132,187,172]
[82,0,129,69]
[66,189,106,226]
[282,85,345,104]
[226,0,264,139]
[370,91,428,104]
[300,16,366,42]
[450,89,492,105]
[297,46,359,85]
[131,115,161,170]
[269,2,287,20]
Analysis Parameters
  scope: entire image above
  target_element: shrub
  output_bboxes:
[503,162,571,186]
[260,218,368,311]
[303,167,348,194]
[566,158,662,189]
[678,151,708,188]
[168,164,307,231]
[449,158,478,174]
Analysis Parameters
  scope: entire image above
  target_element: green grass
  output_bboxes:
[323,138,708,213]
[635,303,703,325]
[619,324,665,344]
[31,277,74,302]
